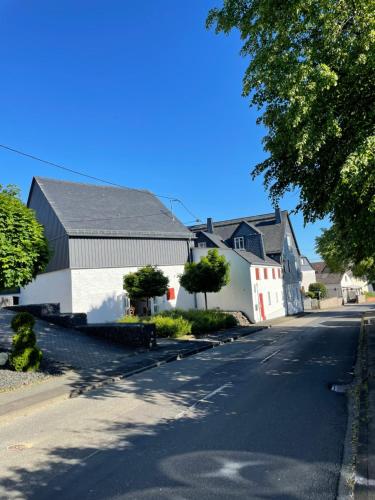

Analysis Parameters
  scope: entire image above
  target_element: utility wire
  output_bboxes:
[0,143,202,222]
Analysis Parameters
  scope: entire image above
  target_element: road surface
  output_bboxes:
[1,305,372,499]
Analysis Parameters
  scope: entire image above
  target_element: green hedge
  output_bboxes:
[119,309,237,338]
[159,309,238,336]
[308,282,328,299]
[119,314,191,338]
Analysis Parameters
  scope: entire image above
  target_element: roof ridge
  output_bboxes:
[34,176,152,195]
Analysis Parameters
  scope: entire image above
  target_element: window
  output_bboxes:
[255,268,260,280]
[278,268,281,278]
[301,258,305,265]
[272,268,276,279]
[268,291,271,305]
[234,236,245,250]
[264,268,268,279]
[198,241,207,248]
[275,291,278,303]
[286,235,291,248]
[253,284,257,293]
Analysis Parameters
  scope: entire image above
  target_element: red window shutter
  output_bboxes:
[167,288,175,300]
[264,268,268,279]
[272,268,276,279]
[255,268,260,280]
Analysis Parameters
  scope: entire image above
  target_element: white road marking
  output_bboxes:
[355,474,375,487]
[202,457,261,482]
[175,383,232,419]
[260,349,281,364]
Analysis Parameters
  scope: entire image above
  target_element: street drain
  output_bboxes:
[330,383,350,393]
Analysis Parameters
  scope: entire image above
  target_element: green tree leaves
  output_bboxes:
[0,185,50,289]
[179,249,230,309]
[207,0,375,277]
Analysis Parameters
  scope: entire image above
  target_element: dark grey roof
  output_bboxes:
[190,211,288,254]
[301,256,315,272]
[200,231,229,249]
[315,273,343,285]
[234,250,280,267]
[30,177,193,239]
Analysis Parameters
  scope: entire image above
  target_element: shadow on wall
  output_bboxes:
[87,294,125,324]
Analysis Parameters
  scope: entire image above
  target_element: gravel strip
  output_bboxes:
[0,369,52,393]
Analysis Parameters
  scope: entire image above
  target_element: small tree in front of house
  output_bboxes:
[308,282,328,300]
[179,249,230,310]
[123,265,169,315]
[0,185,50,289]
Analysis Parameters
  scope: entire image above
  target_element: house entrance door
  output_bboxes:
[259,293,266,321]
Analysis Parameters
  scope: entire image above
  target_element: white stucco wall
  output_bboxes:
[301,270,316,294]
[71,265,195,323]
[250,266,286,321]
[20,269,73,312]
[193,248,255,321]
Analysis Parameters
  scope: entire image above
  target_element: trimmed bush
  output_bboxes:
[308,282,327,299]
[151,316,191,338]
[9,312,42,372]
[118,314,191,338]
[11,311,35,332]
[159,309,238,335]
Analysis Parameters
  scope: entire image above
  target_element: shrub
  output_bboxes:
[9,312,42,372]
[11,312,35,332]
[305,291,315,299]
[308,282,327,299]
[9,346,43,372]
[118,315,141,323]
[159,309,238,335]
[365,291,375,298]
[150,316,191,338]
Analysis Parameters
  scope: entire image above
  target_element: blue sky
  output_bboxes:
[0,0,328,260]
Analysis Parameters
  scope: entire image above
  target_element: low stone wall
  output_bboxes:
[7,303,60,317]
[77,323,157,349]
[318,297,343,309]
[6,303,87,328]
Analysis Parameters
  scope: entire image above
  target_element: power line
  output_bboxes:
[0,143,203,222]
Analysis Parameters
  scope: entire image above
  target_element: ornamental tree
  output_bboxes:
[207,1,375,279]
[179,249,230,309]
[0,185,50,289]
[123,265,169,315]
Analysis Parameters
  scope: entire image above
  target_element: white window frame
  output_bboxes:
[198,242,207,248]
[234,236,245,250]
[268,291,272,305]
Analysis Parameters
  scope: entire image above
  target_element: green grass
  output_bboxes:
[365,291,375,298]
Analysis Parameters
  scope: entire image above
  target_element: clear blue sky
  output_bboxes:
[0,0,327,260]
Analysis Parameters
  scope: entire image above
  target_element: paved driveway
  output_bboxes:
[0,309,143,371]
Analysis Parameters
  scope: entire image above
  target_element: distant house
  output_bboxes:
[190,209,304,319]
[300,256,316,294]
[311,262,370,302]
[20,177,196,323]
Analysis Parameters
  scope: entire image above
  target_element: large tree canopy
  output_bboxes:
[0,185,50,289]
[207,0,375,277]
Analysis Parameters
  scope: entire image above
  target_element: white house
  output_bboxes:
[300,256,316,294]
[193,246,285,323]
[20,177,196,323]
[190,209,304,318]
[312,262,371,302]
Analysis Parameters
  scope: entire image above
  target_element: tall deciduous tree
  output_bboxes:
[179,249,230,309]
[207,1,375,278]
[0,185,50,289]
[123,265,169,315]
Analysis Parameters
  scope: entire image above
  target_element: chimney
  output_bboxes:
[206,217,214,234]
[275,207,281,224]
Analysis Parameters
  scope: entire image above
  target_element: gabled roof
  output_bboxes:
[301,256,315,272]
[311,261,329,274]
[234,250,280,267]
[29,177,193,239]
[190,210,297,255]
[199,231,229,249]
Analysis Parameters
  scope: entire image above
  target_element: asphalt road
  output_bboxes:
[1,305,372,500]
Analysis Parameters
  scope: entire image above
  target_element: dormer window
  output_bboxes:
[198,242,207,248]
[234,236,245,250]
